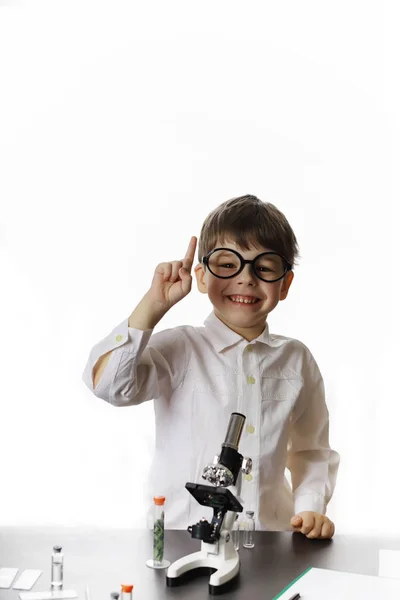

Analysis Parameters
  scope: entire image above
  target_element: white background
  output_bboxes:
[1,0,399,535]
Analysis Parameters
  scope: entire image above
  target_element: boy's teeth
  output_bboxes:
[229,296,258,304]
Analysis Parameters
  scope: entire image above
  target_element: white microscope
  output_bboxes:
[166,412,252,595]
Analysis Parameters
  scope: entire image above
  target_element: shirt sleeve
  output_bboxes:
[82,318,187,407]
[286,352,340,515]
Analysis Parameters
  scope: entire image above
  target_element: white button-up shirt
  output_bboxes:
[82,312,339,530]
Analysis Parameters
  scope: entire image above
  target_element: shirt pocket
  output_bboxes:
[190,365,238,405]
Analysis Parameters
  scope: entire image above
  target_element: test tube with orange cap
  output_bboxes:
[146,496,170,569]
[120,584,133,600]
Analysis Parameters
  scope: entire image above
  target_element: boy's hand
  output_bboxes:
[149,236,197,311]
[290,512,335,539]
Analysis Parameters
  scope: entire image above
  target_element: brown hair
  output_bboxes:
[198,194,300,267]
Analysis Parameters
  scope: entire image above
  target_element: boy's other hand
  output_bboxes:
[290,512,335,539]
[149,236,197,311]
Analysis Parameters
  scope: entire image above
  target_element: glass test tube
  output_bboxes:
[146,496,170,569]
[51,545,64,588]
[232,514,240,551]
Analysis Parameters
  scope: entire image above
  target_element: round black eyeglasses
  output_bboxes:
[202,248,292,283]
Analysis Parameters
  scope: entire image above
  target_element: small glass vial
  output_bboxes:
[51,545,64,588]
[146,496,170,569]
[231,514,240,551]
[242,510,255,548]
[120,584,133,600]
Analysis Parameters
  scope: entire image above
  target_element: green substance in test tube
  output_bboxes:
[153,511,165,562]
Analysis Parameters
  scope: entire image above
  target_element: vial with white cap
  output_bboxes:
[51,545,64,588]
[242,510,255,548]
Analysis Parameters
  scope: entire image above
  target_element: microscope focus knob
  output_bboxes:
[241,457,252,475]
[188,519,214,542]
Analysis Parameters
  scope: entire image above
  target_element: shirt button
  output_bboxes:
[247,375,256,384]
[246,424,255,434]
[115,334,123,342]
[245,345,253,352]
[245,474,253,482]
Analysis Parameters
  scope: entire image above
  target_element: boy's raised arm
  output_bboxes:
[91,236,197,390]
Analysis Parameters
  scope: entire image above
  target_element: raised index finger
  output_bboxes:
[182,236,197,271]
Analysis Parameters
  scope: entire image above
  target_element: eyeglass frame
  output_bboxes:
[202,247,292,283]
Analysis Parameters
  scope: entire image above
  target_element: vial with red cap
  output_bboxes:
[146,496,170,569]
[120,584,133,600]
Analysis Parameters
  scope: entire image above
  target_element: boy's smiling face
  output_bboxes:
[194,239,294,341]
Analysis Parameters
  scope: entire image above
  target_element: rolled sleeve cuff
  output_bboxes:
[92,318,153,363]
[83,318,153,393]
[294,493,326,516]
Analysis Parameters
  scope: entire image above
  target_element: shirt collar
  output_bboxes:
[203,311,280,353]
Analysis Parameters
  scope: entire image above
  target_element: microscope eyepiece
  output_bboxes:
[222,412,245,450]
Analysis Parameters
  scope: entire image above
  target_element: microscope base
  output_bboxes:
[166,541,240,594]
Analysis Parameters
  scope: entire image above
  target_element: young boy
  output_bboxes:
[83,195,339,539]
